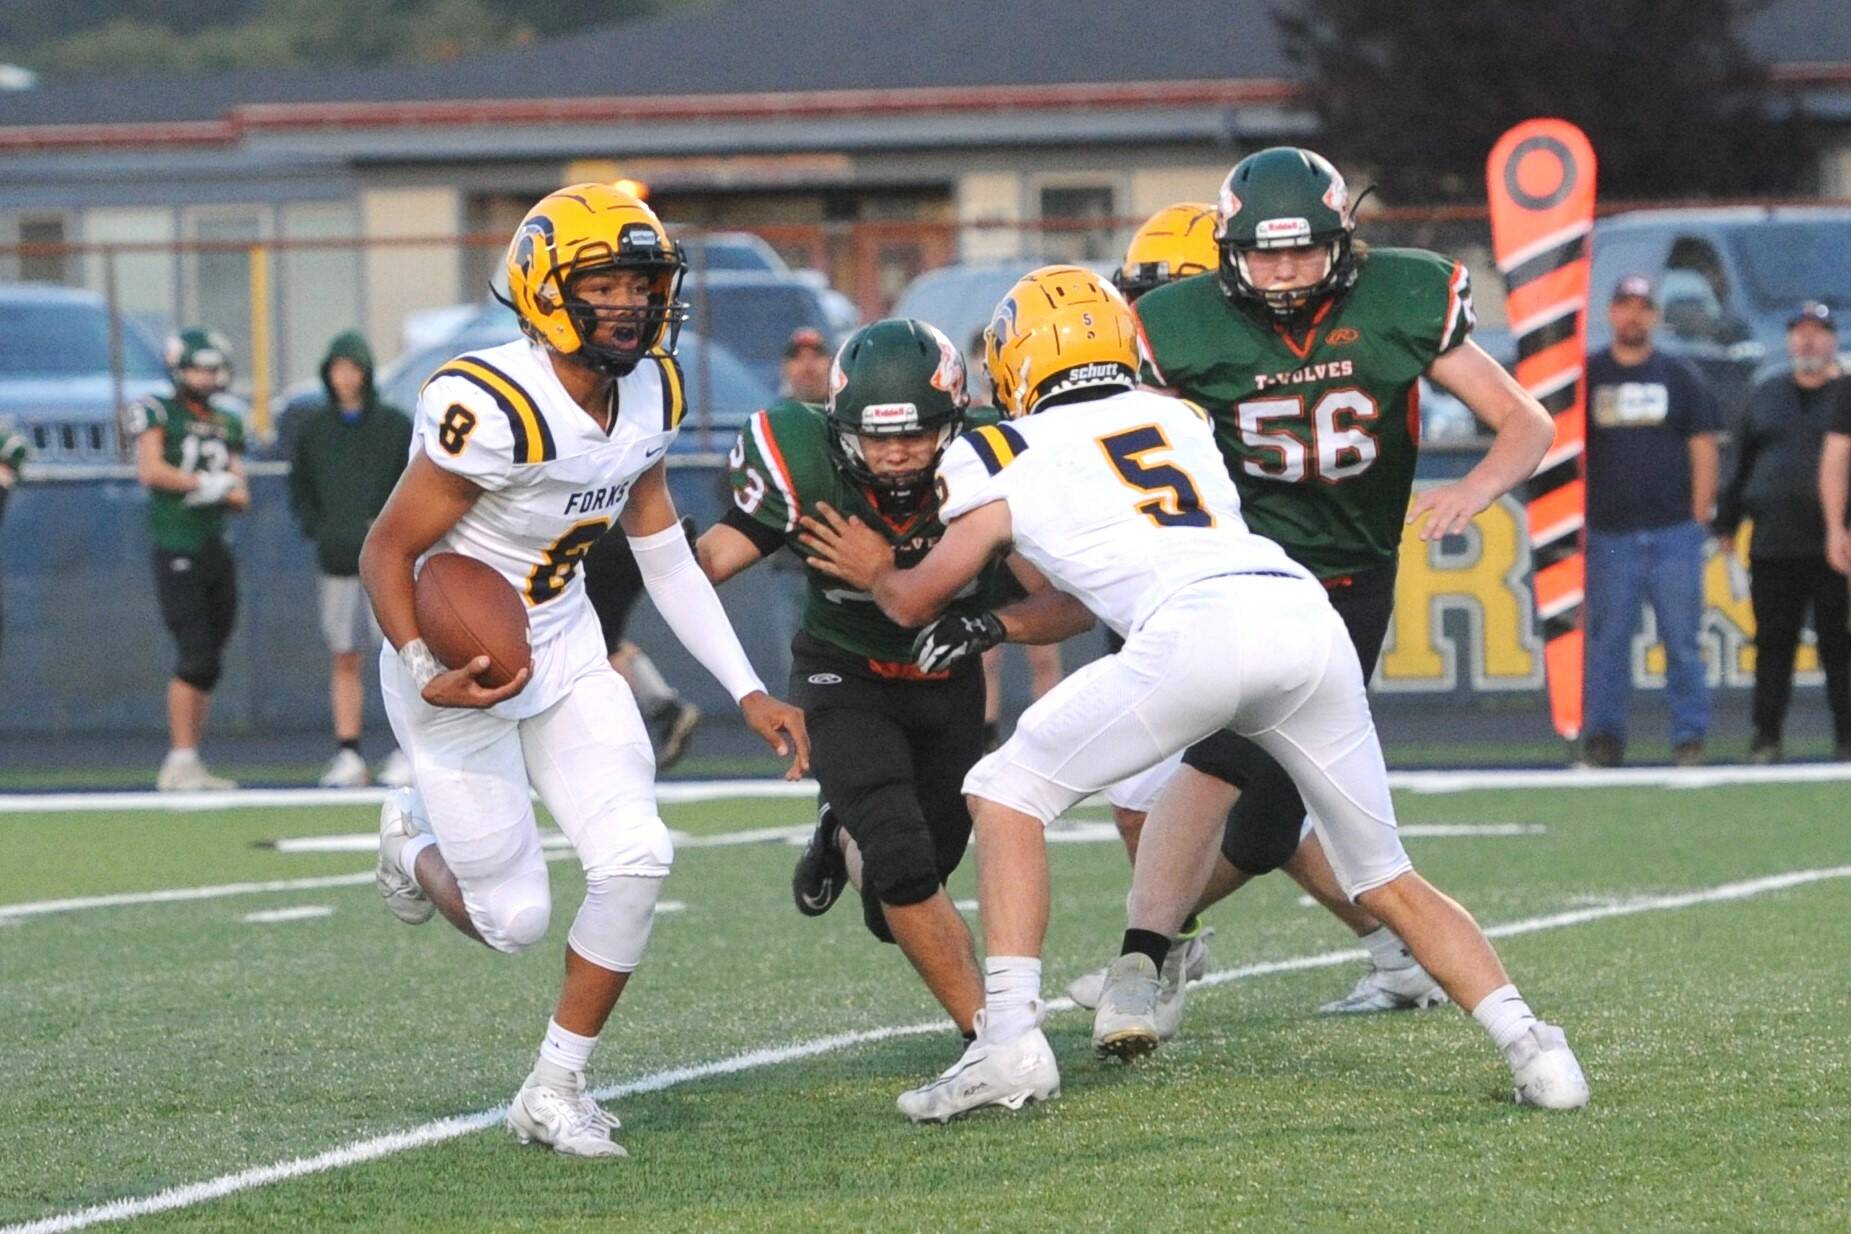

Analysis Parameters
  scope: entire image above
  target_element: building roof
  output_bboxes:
[0,0,1843,144]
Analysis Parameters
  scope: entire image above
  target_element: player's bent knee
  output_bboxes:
[476,872,553,953]
[855,814,941,910]
[174,651,222,693]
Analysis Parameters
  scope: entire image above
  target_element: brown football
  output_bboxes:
[413,552,532,690]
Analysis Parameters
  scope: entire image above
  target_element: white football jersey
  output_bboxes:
[936,388,1310,637]
[413,337,685,650]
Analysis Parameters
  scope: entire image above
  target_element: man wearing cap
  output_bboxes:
[1715,301,1851,762]
[1580,275,1722,767]
[780,327,832,403]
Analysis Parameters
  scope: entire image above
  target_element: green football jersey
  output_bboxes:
[1134,247,1474,578]
[727,397,1002,668]
[126,392,246,552]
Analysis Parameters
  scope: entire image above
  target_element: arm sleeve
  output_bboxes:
[1434,261,1476,355]
[1133,303,1173,388]
[416,375,515,491]
[725,410,801,535]
[123,397,164,439]
[628,522,767,703]
[1677,360,1723,436]
[1828,380,1851,437]
[1,429,26,471]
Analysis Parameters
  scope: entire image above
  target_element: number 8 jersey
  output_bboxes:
[414,337,684,652]
[935,388,1309,639]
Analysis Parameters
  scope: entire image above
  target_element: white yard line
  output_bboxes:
[5,762,1850,817]
[241,906,335,924]
[5,862,1847,1234]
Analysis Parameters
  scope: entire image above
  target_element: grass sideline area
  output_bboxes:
[2,781,1846,1232]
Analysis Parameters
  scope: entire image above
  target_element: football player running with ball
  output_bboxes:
[359,185,807,1159]
[697,318,1092,1049]
[802,266,1587,1120]
[1102,148,1557,1020]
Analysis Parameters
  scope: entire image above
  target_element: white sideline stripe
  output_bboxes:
[240,906,333,924]
[0,779,823,815]
[7,864,1847,1234]
[272,825,809,855]
[8,764,1851,817]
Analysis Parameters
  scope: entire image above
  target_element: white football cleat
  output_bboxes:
[376,748,415,789]
[897,1010,1059,1123]
[1508,1022,1590,1110]
[318,748,369,788]
[1153,940,1194,1042]
[1318,962,1450,1015]
[375,788,434,926]
[1092,953,1161,1060]
[506,1069,629,1157]
[156,751,237,792]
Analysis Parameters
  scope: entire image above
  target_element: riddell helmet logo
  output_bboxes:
[862,403,920,428]
[1256,217,1311,242]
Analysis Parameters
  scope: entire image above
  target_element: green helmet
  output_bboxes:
[825,318,968,512]
[165,326,233,391]
[1214,147,1359,319]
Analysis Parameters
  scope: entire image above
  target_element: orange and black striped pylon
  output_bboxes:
[1487,119,1597,743]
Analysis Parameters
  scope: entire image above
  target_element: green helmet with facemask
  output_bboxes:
[824,318,968,513]
[165,326,234,392]
[1215,147,1360,319]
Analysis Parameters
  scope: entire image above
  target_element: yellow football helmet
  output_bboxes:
[502,183,689,375]
[1113,202,1218,302]
[983,265,1139,418]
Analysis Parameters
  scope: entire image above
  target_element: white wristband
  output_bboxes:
[398,638,442,690]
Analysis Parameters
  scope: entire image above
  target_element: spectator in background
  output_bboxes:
[964,327,1064,748]
[132,327,249,792]
[288,330,414,787]
[1715,302,1851,763]
[1579,275,1721,767]
[0,419,24,659]
[1823,370,1851,581]
[779,326,832,405]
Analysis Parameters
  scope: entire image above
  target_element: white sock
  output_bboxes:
[166,747,199,764]
[1471,983,1539,1056]
[982,956,1042,1045]
[537,1017,598,1077]
[398,834,438,888]
[1361,926,1415,970]
[627,651,675,711]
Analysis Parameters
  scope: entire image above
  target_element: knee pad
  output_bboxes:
[444,817,551,954]
[568,871,664,972]
[477,865,552,954]
[852,787,942,910]
[1218,761,1306,877]
[174,647,222,692]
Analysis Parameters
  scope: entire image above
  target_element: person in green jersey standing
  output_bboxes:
[696,319,1092,1045]
[1127,148,1554,1016]
[130,326,250,792]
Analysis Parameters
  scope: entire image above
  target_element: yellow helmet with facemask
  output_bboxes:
[983,265,1139,418]
[502,183,689,376]
[1113,202,1218,302]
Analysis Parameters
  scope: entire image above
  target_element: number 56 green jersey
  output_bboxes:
[1133,247,1473,578]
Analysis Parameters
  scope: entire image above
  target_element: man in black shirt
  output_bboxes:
[1582,275,1722,767]
[1715,302,1851,762]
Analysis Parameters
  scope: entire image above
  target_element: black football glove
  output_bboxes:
[912,611,1006,674]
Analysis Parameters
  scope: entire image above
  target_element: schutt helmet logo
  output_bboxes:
[1326,327,1361,345]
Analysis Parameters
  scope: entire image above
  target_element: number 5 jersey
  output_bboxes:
[934,389,1309,639]
[411,337,685,716]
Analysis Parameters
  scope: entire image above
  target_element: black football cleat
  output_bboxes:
[792,802,848,917]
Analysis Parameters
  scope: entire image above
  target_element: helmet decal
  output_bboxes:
[926,326,967,402]
[1322,170,1350,220]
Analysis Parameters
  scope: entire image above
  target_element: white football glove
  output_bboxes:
[911,611,1006,674]
[183,470,237,507]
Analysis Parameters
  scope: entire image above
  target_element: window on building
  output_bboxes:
[1038,184,1116,263]
[18,215,68,284]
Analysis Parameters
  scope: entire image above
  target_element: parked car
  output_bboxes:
[288,303,775,456]
[890,259,1119,360]
[0,284,172,465]
[677,231,791,276]
[1586,207,1851,403]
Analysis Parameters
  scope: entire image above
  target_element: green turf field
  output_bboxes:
[2,779,1846,1233]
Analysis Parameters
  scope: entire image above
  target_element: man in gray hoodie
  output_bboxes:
[289,331,414,786]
